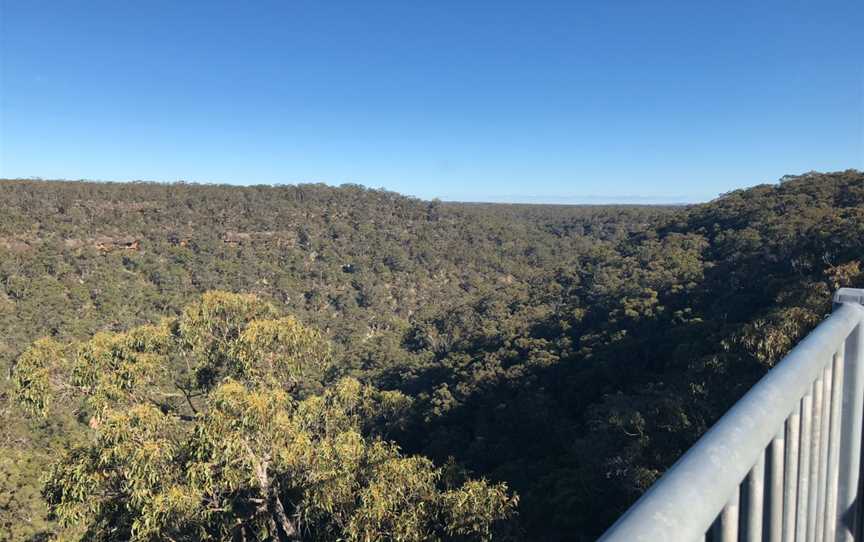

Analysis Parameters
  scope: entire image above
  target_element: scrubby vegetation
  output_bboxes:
[2,170,863,540]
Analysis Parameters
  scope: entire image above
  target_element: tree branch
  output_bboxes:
[271,482,299,541]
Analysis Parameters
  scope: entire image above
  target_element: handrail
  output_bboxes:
[599,288,864,542]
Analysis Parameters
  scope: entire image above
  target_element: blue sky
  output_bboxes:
[1,1,862,203]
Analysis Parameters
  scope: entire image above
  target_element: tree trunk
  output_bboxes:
[271,486,299,541]
[246,442,300,541]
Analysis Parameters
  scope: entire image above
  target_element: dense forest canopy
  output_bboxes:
[1,170,863,540]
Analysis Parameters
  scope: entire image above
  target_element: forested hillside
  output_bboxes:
[2,170,863,540]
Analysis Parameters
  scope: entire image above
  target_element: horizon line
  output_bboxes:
[0,176,711,205]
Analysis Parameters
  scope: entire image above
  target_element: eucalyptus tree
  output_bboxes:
[13,291,518,541]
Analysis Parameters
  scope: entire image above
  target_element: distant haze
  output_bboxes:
[438,193,707,205]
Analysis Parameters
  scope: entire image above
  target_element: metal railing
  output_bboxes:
[600,288,864,542]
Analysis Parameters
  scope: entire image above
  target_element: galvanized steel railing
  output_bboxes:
[600,288,864,542]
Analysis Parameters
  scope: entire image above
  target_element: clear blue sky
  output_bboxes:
[1,1,862,202]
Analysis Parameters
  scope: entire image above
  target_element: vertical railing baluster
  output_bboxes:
[807,373,824,540]
[824,346,844,542]
[747,453,765,541]
[797,385,814,542]
[768,427,784,542]
[784,404,801,542]
[815,363,833,542]
[837,322,864,542]
[721,489,741,542]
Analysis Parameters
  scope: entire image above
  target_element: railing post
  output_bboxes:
[598,292,864,542]
[834,288,864,542]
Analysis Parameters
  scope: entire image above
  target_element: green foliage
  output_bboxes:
[12,293,517,541]
[11,338,68,417]
[2,170,864,539]
[0,447,54,541]
[230,317,331,394]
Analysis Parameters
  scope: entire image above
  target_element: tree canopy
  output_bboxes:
[12,292,517,541]
[2,170,863,540]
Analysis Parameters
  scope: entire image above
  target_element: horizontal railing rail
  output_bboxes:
[599,288,864,542]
